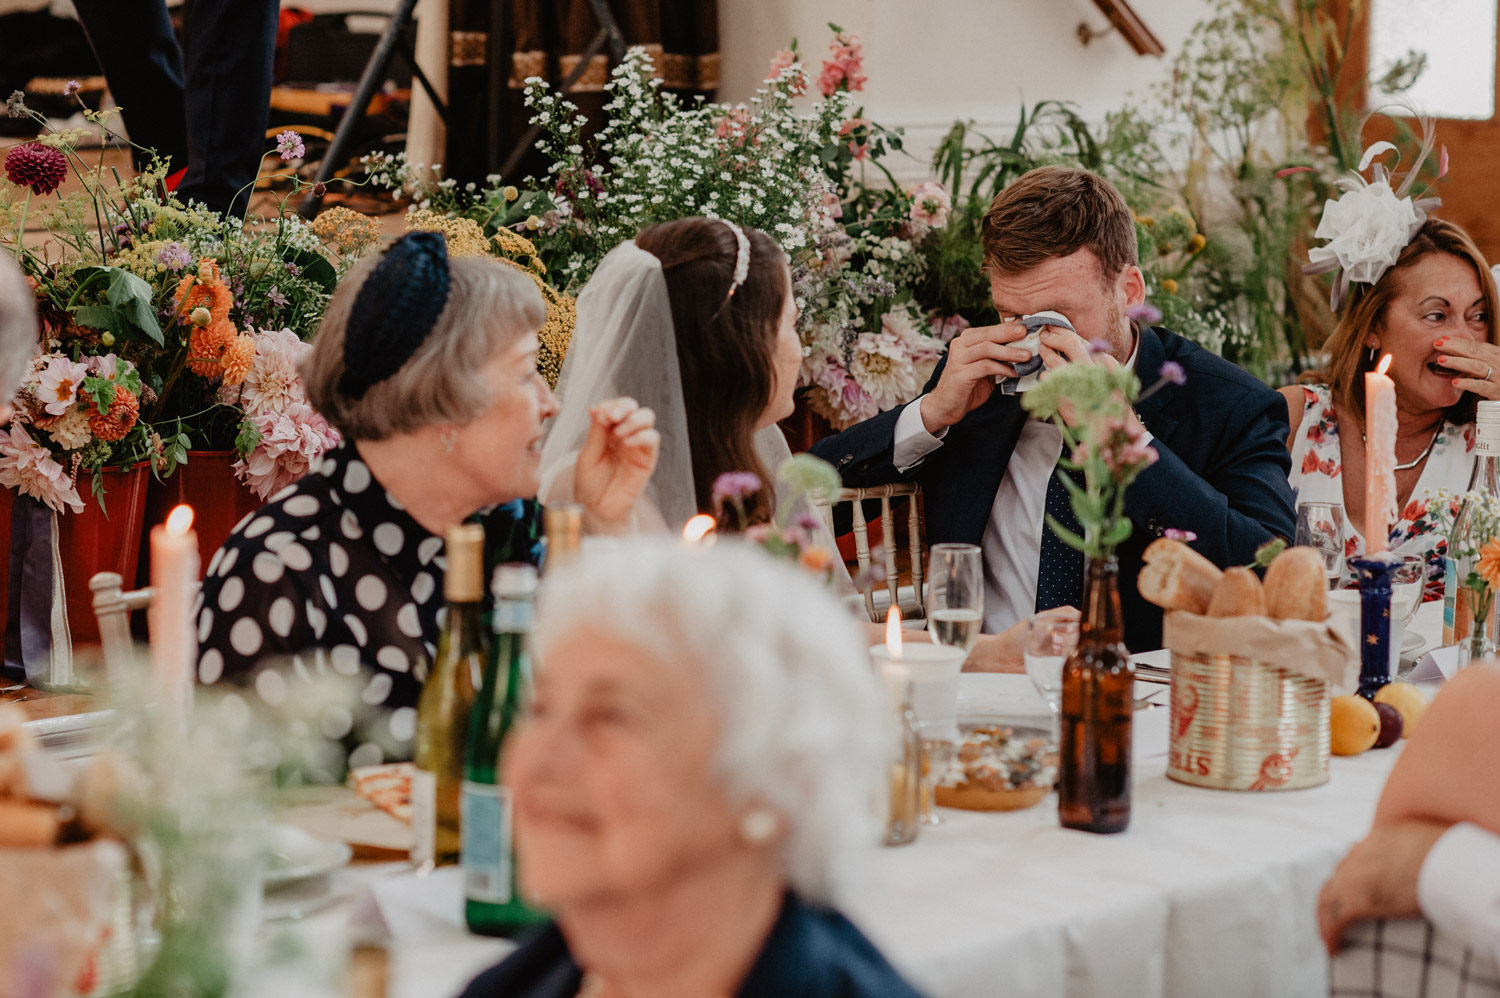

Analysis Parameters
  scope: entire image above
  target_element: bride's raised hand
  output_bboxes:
[573,397,660,532]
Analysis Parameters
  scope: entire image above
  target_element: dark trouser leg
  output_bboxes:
[68,0,188,173]
[178,0,279,216]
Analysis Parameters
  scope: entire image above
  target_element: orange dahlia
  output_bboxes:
[187,318,236,377]
[1479,537,1500,591]
[84,386,139,442]
[174,270,232,326]
[221,334,257,386]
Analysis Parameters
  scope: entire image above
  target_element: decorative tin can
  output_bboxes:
[1166,651,1331,791]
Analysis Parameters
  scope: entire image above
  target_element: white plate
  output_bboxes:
[1402,628,1427,656]
[262,824,353,888]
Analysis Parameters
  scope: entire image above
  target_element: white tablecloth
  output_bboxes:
[259,608,1454,998]
[836,674,1401,998]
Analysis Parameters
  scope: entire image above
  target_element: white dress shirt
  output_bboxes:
[892,337,1143,635]
[1419,822,1500,968]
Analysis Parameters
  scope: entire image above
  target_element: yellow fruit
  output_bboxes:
[1374,682,1428,737]
[1330,695,1380,755]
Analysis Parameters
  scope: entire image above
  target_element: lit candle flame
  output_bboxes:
[885,606,902,658]
[1377,353,1392,376]
[682,514,716,544]
[165,504,194,537]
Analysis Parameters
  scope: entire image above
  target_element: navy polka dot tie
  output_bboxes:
[1035,465,1086,612]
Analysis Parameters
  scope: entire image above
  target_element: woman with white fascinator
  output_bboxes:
[540,217,806,532]
[457,538,925,998]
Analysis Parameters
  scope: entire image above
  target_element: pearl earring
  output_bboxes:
[440,428,457,454]
[739,809,780,845]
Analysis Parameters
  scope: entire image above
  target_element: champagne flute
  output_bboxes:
[1025,615,1080,729]
[1294,501,1347,588]
[928,543,983,652]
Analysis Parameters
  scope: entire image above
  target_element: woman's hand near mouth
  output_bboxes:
[1434,335,1500,400]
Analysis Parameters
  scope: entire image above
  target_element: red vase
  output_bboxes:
[138,451,263,588]
[58,463,151,646]
[779,391,836,454]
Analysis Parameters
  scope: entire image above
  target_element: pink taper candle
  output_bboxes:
[149,504,199,723]
[1364,354,1397,555]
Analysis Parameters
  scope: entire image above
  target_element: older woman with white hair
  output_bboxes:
[0,253,40,423]
[195,232,659,710]
[458,538,924,998]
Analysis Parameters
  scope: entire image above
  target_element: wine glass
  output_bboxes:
[928,543,983,653]
[1391,552,1426,625]
[1294,501,1347,588]
[1025,615,1080,727]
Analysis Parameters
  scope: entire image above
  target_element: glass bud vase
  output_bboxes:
[879,662,921,846]
[1457,594,1496,670]
[1058,556,1133,834]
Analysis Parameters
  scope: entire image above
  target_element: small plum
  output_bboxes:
[1373,702,1403,749]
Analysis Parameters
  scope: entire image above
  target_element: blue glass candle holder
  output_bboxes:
[1349,555,1399,699]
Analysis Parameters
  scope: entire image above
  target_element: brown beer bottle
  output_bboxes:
[1058,556,1133,833]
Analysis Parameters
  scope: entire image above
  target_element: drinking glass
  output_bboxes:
[1294,501,1347,587]
[916,721,957,826]
[1025,615,1080,724]
[1391,552,1426,625]
[928,543,983,653]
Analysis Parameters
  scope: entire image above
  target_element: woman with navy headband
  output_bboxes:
[194,232,660,712]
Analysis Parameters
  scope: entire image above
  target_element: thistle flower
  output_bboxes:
[275,130,306,161]
[712,471,763,511]
[62,80,81,97]
[4,143,67,196]
[154,241,193,272]
[1125,302,1162,325]
[1159,360,1186,386]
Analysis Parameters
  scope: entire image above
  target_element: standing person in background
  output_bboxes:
[69,0,279,216]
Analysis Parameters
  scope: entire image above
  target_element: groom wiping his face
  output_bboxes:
[811,166,1296,656]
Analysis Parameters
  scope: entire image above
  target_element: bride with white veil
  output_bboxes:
[540,217,810,536]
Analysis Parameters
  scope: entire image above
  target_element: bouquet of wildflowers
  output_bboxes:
[1021,349,1185,557]
[1,90,352,506]
[1,352,148,511]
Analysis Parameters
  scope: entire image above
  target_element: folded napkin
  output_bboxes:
[995,311,1074,395]
[1163,610,1356,687]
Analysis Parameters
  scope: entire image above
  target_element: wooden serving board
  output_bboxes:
[276,785,411,860]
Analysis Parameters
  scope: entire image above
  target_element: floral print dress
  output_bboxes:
[1289,384,1476,591]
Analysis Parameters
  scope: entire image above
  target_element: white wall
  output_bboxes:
[718,0,1212,183]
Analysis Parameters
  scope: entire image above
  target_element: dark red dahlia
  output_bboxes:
[4,142,67,196]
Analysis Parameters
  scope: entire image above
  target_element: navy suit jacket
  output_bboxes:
[810,326,1296,651]
[457,893,926,998]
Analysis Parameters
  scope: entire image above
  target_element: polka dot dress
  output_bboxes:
[196,442,544,711]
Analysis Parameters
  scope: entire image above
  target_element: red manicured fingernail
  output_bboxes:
[1436,337,1448,345]
[1439,356,1449,364]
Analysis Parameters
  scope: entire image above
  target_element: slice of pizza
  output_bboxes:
[348,762,413,823]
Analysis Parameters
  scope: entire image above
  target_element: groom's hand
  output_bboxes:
[920,321,1034,433]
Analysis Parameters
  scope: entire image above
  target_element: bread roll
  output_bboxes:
[1206,566,1266,617]
[1138,538,1223,614]
[0,799,59,847]
[1264,546,1328,621]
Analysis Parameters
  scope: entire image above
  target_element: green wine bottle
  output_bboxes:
[410,523,487,869]
[462,562,547,936]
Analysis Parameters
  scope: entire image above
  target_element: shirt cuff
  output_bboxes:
[1418,822,1500,955]
[893,397,947,472]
